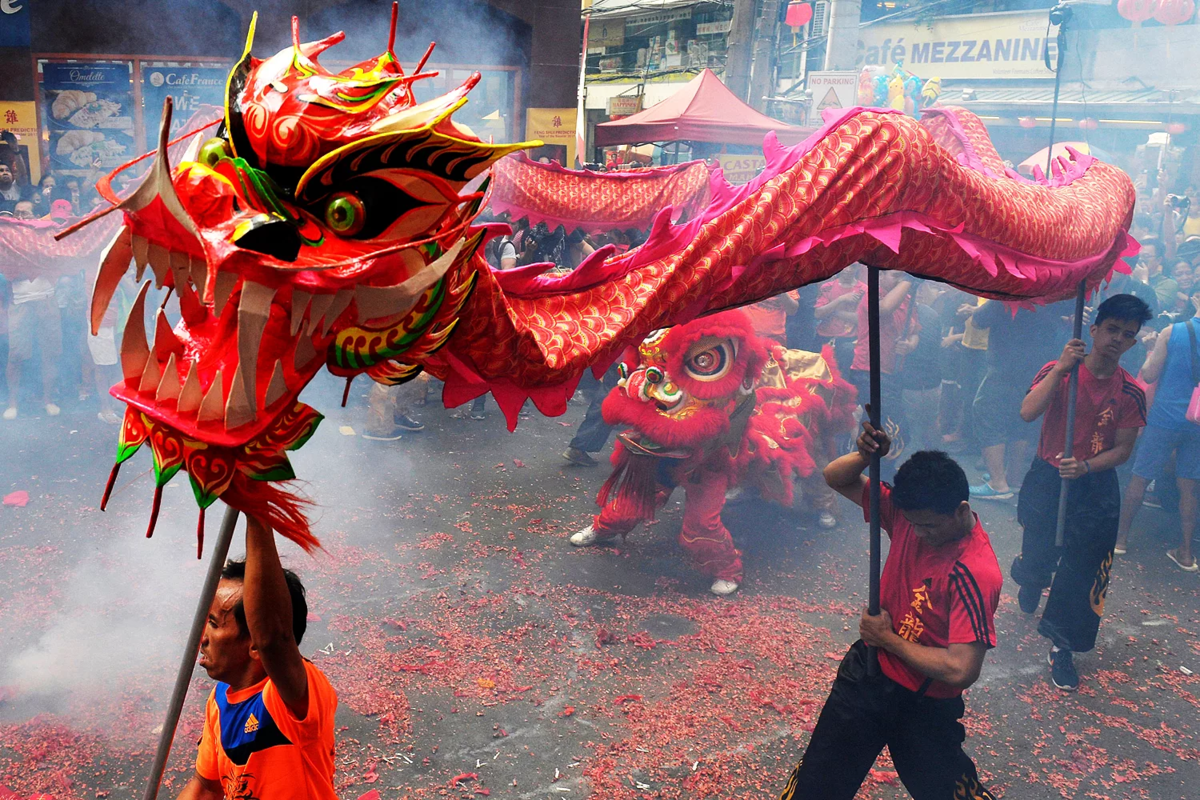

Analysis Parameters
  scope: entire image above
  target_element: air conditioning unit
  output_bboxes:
[811,1,829,37]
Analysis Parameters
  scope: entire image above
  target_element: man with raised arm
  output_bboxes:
[178,516,338,799]
[780,420,1000,800]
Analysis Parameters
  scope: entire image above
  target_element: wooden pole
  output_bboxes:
[141,505,241,800]
[1054,282,1087,548]
[867,267,882,675]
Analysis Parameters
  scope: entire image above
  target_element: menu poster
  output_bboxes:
[41,61,136,179]
[141,63,229,151]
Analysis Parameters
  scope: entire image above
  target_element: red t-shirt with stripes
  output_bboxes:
[861,482,1002,699]
[1029,360,1147,467]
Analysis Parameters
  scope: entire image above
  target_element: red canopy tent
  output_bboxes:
[594,69,810,147]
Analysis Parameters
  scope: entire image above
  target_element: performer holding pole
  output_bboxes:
[779,269,1002,800]
[169,513,338,800]
[1011,295,1150,693]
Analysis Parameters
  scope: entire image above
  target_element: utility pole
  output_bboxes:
[823,0,863,70]
[748,0,781,112]
[726,0,758,103]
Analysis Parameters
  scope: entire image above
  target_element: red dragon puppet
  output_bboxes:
[70,8,1139,555]
[569,310,855,595]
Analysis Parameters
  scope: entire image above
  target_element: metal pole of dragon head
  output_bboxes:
[867,267,882,676]
[141,505,242,800]
[1055,282,1087,548]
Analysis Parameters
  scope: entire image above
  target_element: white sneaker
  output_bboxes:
[710,579,739,596]
[45,403,60,417]
[818,512,837,529]
[2,407,15,420]
[569,525,599,547]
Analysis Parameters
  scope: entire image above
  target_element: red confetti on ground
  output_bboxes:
[2,491,29,508]
[449,772,478,786]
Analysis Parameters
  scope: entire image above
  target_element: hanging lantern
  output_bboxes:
[1154,0,1196,25]
[1019,116,1037,129]
[1166,121,1187,135]
[785,2,813,28]
[1117,0,1157,22]
[1078,118,1099,131]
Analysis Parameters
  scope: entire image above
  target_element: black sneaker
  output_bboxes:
[563,447,598,467]
[1018,584,1042,614]
[1048,648,1079,692]
[395,414,425,432]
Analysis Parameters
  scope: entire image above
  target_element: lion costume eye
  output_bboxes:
[684,341,734,382]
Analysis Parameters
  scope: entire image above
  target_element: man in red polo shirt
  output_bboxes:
[1013,294,1150,692]
[779,420,1000,800]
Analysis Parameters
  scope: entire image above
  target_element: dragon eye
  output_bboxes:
[197,137,231,168]
[685,341,734,382]
[325,193,366,236]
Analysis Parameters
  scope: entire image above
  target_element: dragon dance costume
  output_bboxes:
[570,310,855,594]
[63,9,1136,558]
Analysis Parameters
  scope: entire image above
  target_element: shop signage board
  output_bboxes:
[40,61,136,179]
[141,63,229,151]
[717,154,766,185]
[628,8,691,27]
[525,107,577,168]
[588,18,625,48]
[696,20,733,36]
[807,71,858,127]
[858,11,1057,80]
[0,0,32,47]
[606,95,642,118]
[0,101,42,183]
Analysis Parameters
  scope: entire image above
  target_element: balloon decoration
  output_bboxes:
[785,2,813,28]
[1153,0,1195,25]
[856,64,941,118]
[1117,0,1156,23]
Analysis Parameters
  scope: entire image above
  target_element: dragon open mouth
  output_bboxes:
[73,8,538,552]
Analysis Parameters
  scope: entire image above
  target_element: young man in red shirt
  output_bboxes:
[177,516,338,800]
[1013,294,1151,692]
[779,420,1000,800]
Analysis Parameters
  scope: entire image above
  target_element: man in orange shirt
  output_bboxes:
[177,516,338,799]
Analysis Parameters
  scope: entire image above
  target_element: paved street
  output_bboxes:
[1,374,1198,799]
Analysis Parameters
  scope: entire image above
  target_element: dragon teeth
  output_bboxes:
[120,281,152,384]
[237,280,276,417]
[91,226,133,336]
[147,242,171,289]
[138,350,162,394]
[154,309,183,359]
[265,360,288,408]
[155,353,182,405]
[132,235,150,282]
[304,293,335,337]
[323,290,353,337]
[212,272,238,318]
[178,362,202,415]
[198,368,225,423]
[290,289,312,337]
[224,363,255,429]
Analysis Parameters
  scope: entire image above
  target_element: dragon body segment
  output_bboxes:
[77,11,1136,551]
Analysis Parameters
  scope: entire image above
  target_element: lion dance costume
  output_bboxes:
[68,8,1138,556]
[570,310,855,594]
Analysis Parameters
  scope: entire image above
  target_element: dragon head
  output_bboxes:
[84,8,536,550]
[601,311,768,455]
